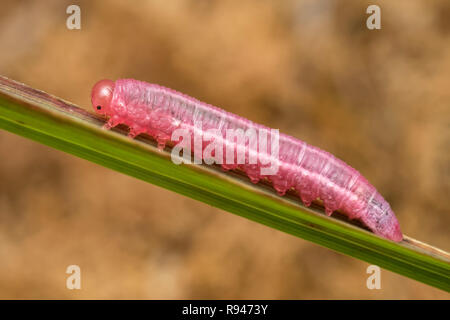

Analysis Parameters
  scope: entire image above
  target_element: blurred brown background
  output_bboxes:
[0,0,448,299]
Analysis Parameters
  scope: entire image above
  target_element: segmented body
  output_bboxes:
[91,78,403,241]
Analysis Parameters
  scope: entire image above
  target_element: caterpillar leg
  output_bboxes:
[325,207,334,216]
[103,116,120,130]
[156,134,170,150]
[128,126,144,139]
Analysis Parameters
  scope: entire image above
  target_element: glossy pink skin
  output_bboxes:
[91,78,403,242]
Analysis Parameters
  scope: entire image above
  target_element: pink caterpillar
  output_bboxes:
[91,78,403,242]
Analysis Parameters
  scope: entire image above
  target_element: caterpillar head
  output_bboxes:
[91,79,115,115]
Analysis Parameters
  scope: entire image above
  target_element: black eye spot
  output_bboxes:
[97,105,102,110]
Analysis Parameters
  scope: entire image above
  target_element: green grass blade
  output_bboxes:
[0,76,449,292]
